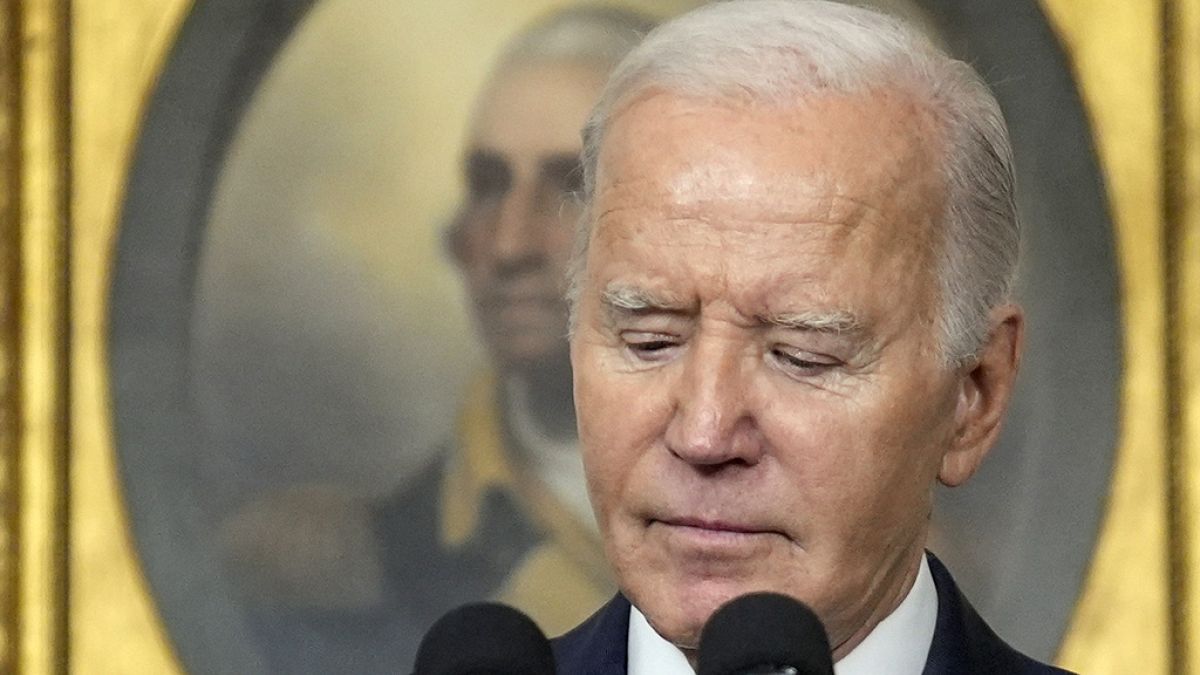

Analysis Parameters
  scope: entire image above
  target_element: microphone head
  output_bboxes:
[413,602,555,675]
[697,592,834,675]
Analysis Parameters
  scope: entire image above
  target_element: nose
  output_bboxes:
[664,335,765,468]
[491,176,547,267]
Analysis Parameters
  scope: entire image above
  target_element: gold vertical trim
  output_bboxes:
[0,1,23,672]
[19,0,70,673]
[1043,1,1172,672]
[1174,0,1200,670]
[1164,0,1197,668]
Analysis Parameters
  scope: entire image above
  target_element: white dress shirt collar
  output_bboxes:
[627,556,938,675]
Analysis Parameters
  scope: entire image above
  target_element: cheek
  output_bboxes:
[760,385,949,530]
[573,344,627,500]
[572,338,671,506]
[760,391,861,472]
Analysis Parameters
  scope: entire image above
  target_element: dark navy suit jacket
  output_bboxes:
[552,554,1075,675]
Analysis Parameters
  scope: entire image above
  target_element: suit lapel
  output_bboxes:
[921,553,1066,675]
[552,594,631,675]
[921,553,971,675]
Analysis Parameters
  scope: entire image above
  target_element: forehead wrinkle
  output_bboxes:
[590,215,873,320]
[595,177,891,233]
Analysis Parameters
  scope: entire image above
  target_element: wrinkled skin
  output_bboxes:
[570,90,1023,661]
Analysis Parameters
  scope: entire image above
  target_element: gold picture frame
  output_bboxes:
[1,0,1195,672]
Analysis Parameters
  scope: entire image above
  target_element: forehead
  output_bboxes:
[587,90,946,318]
[595,88,945,228]
[469,60,609,156]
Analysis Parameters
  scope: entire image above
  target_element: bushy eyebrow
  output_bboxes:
[759,310,863,334]
[601,283,862,334]
[601,284,692,316]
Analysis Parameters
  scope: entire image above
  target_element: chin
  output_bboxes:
[627,567,772,650]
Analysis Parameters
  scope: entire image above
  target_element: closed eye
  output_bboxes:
[769,346,839,376]
[622,332,681,362]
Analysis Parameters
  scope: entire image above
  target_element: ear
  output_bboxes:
[938,303,1024,487]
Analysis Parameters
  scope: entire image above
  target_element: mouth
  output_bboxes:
[659,517,772,535]
[651,517,787,549]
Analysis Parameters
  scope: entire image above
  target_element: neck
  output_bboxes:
[830,545,927,661]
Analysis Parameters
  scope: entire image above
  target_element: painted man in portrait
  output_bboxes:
[216,7,657,672]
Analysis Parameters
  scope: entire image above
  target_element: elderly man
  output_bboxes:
[554,1,1069,673]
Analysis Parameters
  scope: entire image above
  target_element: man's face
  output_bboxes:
[453,61,608,372]
[570,90,964,654]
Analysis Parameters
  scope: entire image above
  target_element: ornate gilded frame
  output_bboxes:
[4,0,71,672]
[0,0,1195,672]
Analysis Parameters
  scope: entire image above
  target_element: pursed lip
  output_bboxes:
[646,514,793,562]
[653,517,781,537]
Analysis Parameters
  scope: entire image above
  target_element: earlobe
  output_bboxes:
[938,304,1024,487]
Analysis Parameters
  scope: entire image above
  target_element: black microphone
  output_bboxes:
[412,602,556,675]
[697,592,835,675]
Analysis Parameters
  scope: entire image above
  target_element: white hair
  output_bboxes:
[568,0,1019,365]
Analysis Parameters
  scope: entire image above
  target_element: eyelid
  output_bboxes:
[772,343,838,362]
[619,330,682,362]
[621,330,680,346]
[769,344,842,377]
